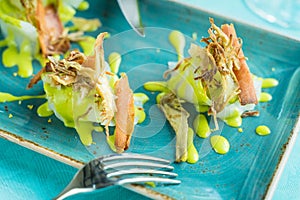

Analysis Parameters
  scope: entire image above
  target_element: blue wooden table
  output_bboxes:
[0,0,299,199]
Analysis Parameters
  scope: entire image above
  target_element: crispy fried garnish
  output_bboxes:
[27,50,86,88]
[36,0,70,56]
[241,110,260,117]
[193,18,240,113]
[27,67,46,89]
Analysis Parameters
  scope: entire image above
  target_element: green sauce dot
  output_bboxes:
[262,78,279,88]
[223,109,242,127]
[210,135,230,154]
[193,114,211,138]
[259,92,272,102]
[156,92,166,104]
[37,102,53,117]
[135,106,146,124]
[144,81,168,92]
[256,125,271,136]
[187,128,199,164]
[77,1,89,11]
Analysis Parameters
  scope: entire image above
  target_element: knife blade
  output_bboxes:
[117,0,145,37]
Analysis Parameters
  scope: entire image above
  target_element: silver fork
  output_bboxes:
[54,153,180,199]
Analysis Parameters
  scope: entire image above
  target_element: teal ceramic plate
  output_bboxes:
[0,0,299,199]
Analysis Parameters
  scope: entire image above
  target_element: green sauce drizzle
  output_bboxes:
[2,39,34,78]
[133,93,149,124]
[223,109,242,127]
[259,92,272,102]
[107,133,116,152]
[74,121,95,146]
[135,106,146,124]
[143,81,169,92]
[43,83,74,127]
[0,92,45,103]
[37,102,53,117]
[156,92,166,104]
[77,1,89,11]
[169,30,186,61]
[210,135,230,154]
[256,125,271,136]
[262,78,279,88]
[187,128,199,164]
[108,52,121,74]
[193,114,211,138]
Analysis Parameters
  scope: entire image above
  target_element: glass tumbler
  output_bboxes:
[244,0,300,29]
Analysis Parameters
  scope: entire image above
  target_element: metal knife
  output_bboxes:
[117,0,145,37]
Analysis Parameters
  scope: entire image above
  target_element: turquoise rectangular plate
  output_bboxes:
[0,0,299,199]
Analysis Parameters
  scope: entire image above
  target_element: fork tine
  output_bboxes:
[54,153,180,200]
[107,168,178,178]
[101,153,170,164]
[103,161,174,171]
[117,176,181,185]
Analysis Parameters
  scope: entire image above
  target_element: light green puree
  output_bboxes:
[262,78,278,88]
[144,81,169,93]
[187,128,199,164]
[37,101,53,117]
[133,93,149,124]
[256,125,271,136]
[210,135,230,154]
[259,92,272,102]
[108,52,122,74]
[223,109,242,128]
[259,78,278,102]
[169,30,186,61]
[77,1,90,11]
[193,114,211,138]
[2,37,34,78]
[0,92,45,103]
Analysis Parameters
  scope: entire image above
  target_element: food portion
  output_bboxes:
[144,18,277,163]
[0,0,100,77]
[0,5,279,161]
[27,32,144,153]
[114,74,135,153]
[159,93,189,162]
[0,0,148,154]
[221,23,258,105]
[35,0,69,56]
